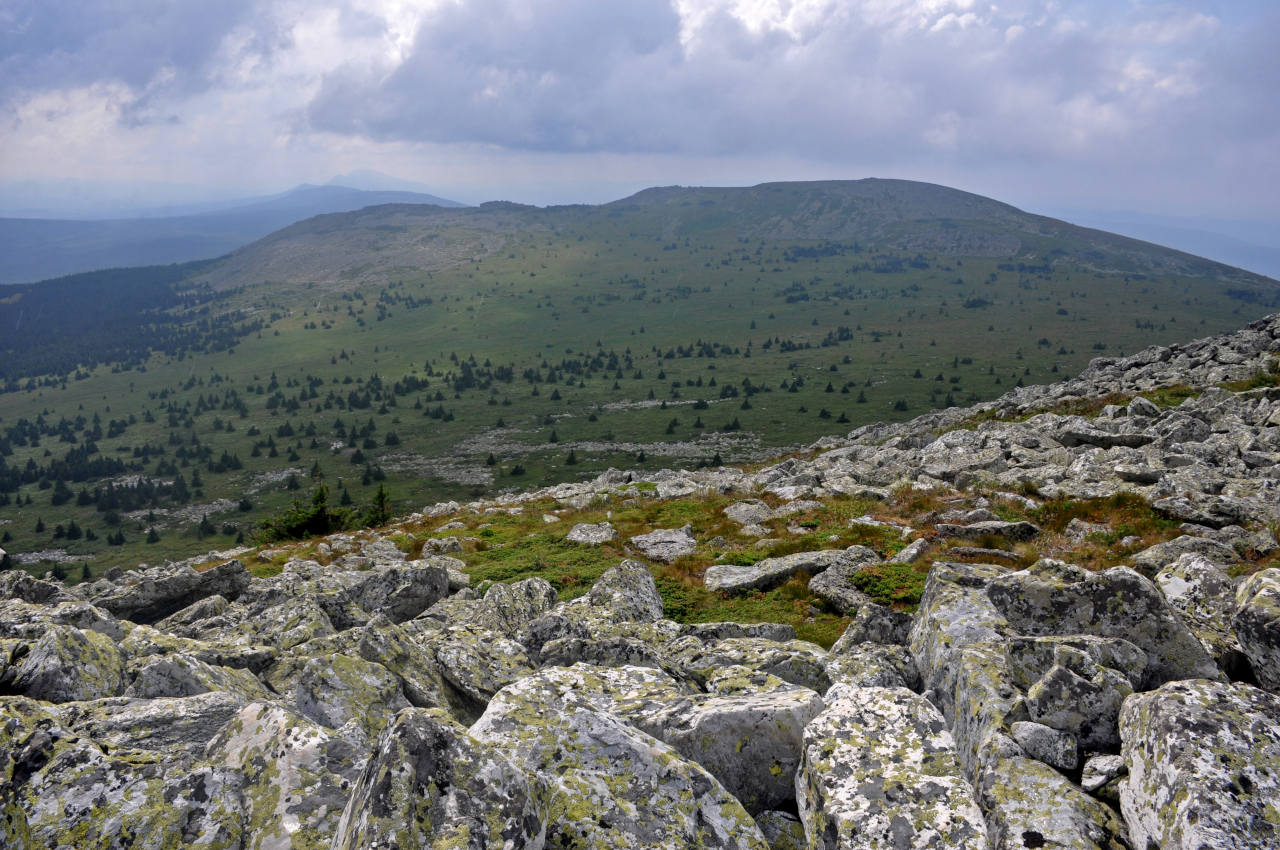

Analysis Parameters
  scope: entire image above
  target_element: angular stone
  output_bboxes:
[796,684,987,850]
[935,520,1041,542]
[58,692,246,761]
[985,560,1221,687]
[669,635,831,692]
[125,654,272,702]
[1131,534,1240,575]
[566,521,618,544]
[807,547,882,613]
[706,549,850,593]
[265,652,410,746]
[1156,552,1246,675]
[826,643,920,690]
[2,625,125,703]
[90,558,250,624]
[976,741,1130,850]
[333,707,545,850]
[472,674,768,849]
[834,602,913,647]
[630,525,698,563]
[1234,568,1280,692]
[1120,679,1280,850]
[206,700,363,849]
[1011,720,1078,770]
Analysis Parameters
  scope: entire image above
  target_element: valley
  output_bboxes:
[1,179,1276,577]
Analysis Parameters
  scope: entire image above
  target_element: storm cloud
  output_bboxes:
[1,0,1277,217]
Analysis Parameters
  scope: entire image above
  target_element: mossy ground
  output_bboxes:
[220,469,1280,650]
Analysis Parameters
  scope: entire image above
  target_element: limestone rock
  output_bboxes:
[58,691,247,760]
[669,635,831,692]
[796,684,987,850]
[833,602,913,647]
[1131,534,1239,575]
[630,525,697,563]
[333,707,545,850]
[935,520,1041,542]
[807,546,882,613]
[1120,679,1280,850]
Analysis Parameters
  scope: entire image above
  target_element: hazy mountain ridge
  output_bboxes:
[0,185,465,285]
[190,179,1276,298]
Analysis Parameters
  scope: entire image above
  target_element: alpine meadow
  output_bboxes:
[1,179,1276,577]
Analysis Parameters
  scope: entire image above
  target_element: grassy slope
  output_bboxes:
[1,179,1276,575]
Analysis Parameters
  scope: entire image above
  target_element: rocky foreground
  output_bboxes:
[3,314,1280,849]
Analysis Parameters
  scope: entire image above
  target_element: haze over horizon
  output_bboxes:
[1,0,1277,225]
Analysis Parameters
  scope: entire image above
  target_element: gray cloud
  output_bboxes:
[0,0,281,106]
[301,0,1276,177]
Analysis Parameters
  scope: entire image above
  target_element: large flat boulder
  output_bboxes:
[796,684,987,850]
[1120,679,1280,850]
[89,558,250,624]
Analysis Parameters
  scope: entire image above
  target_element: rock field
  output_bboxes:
[3,313,1280,848]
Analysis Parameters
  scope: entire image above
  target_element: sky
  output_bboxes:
[1,0,1278,221]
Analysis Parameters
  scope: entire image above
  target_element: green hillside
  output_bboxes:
[1,179,1276,576]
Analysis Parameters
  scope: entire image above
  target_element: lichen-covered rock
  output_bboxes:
[756,810,807,850]
[90,558,250,624]
[629,525,698,563]
[0,571,73,605]
[1023,651,1134,751]
[484,664,821,814]
[449,577,559,638]
[154,593,230,636]
[1155,552,1245,674]
[1233,568,1280,692]
[265,652,410,746]
[1119,679,1280,850]
[985,560,1221,687]
[0,597,125,641]
[1131,535,1240,575]
[975,740,1130,850]
[796,684,987,850]
[807,547,882,613]
[206,700,363,849]
[333,707,545,850]
[58,691,247,760]
[587,558,665,622]
[346,559,449,622]
[1081,754,1127,805]
[825,643,920,690]
[1010,720,1078,771]
[125,653,273,703]
[472,675,768,849]
[936,520,1041,542]
[668,635,831,692]
[538,634,667,670]
[430,623,538,715]
[833,602,913,647]
[2,624,126,703]
[566,521,618,544]
[706,548,850,594]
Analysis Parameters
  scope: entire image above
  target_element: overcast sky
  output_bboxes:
[1,0,1277,218]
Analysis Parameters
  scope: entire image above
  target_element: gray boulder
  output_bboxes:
[333,707,545,850]
[90,558,250,624]
[566,521,618,544]
[706,548,850,594]
[796,684,987,850]
[935,520,1041,542]
[1,624,125,702]
[985,559,1221,687]
[471,672,768,849]
[1155,552,1246,674]
[205,700,364,848]
[1233,568,1280,692]
[630,525,698,562]
[1120,679,1280,850]
[1131,534,1239,576]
